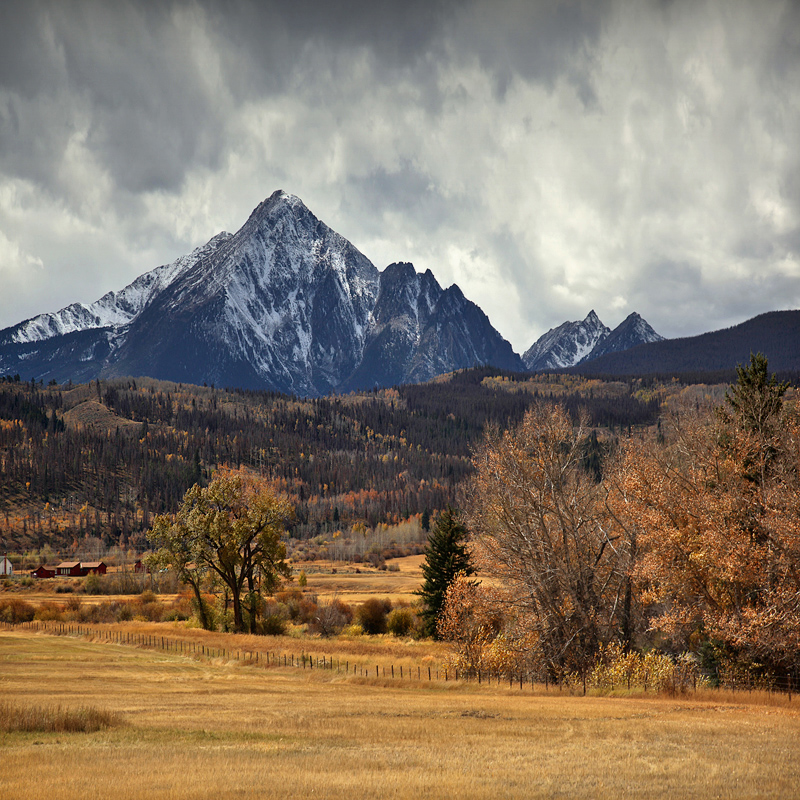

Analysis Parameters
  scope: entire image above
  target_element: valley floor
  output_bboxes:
[2,628,798,799]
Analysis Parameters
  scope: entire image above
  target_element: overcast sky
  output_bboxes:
[1,0,799,352]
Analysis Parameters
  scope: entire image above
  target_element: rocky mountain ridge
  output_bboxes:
[0,191,521,395]
[522,310,664,371]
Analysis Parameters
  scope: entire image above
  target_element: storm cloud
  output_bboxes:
[1,0,799,352]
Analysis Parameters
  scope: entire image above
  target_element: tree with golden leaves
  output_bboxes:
[147,471,293,633]
[465,402,634,677]
[617,356,800,679]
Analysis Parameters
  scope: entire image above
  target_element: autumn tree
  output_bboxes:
[437,576,504,677]
[416,506,475,638]
[147,471,293,633]
[618,357,800,679]
[466,403,634,677]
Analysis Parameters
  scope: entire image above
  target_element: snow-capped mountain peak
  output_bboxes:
[523,310,663,372]
[0,192,521,394]
[523,310,610,371]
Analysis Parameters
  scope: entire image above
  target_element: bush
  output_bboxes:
[297,597,319,624]
[83,574,102,595]
[0,598,35,623]
[356,598,392,635]
[343,623,364,636]
[257,599,289,635]
[386,606,416,637]
[310,599,353,637]
[34,602,65,622]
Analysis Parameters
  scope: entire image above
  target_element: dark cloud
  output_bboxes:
[0,0,799,352]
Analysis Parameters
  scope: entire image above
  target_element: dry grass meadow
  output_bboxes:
[2,627,799,799]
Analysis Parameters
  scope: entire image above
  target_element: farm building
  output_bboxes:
[0,556,13,576]
[31,565,57,578]
[82,562,107,575]
[55,561,83,577]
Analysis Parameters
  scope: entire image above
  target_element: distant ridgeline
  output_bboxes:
[0,370,663,552]
[565,310,800,378]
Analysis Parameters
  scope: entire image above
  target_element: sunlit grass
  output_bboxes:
[0,700,123,732]
[2,629,799,799]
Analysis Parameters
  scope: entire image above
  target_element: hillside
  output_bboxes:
[0,370,664,554]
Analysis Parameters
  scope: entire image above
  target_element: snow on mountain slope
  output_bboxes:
[5,233,233,346]
[0,191,522,394]
[523,310,666,372]
[523,310,610,371]
[582,312,664,362]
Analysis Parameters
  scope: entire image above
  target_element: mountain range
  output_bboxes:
[1,190,794,392]
[521,310,663,371]
[0,192,522,395]
[568,310,800,376]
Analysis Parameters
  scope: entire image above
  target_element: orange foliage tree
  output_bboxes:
[617,355,800,679]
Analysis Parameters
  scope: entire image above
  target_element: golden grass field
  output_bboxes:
[2,628,799,799]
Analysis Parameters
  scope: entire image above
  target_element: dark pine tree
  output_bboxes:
[416,507,475,639]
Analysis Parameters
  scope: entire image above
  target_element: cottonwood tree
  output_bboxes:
[618,356,800,679]
[466,403,634,677]
[147,471,293,633]
[416,507,475,638]
[437,576,503,676]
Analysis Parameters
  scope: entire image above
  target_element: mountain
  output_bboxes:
[0,191,521,395]
[522,311,610,371]
[569,310,800,376]
[582,312,664,362]
[343,262,522,391]
[522,310,664,372]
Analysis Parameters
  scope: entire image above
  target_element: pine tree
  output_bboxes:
[416,506,474,639]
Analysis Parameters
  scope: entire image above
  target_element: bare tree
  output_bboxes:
[465,403,633,677]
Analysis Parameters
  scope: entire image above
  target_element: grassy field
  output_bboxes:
[2,629,799,799]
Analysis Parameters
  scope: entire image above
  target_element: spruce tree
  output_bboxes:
[416,506,474,639]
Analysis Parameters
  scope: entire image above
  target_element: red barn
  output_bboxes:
[31,565,56,578]
[81,561,107,575]
[55,561,83,577]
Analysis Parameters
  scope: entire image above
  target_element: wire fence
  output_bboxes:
[2,619,798,700]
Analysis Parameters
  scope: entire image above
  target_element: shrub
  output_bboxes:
[83,574,102,595]
[366,552,385,569]
[34,602,65,622]
[65,596,82,613]
[343,623,364,636]
[257,599,289,635]
[356,598,392,635]
[297,596,319,624]
[386,606,416,637]
[310,600,353,637]
[0,598,35,623]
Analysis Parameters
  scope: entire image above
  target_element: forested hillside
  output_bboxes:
[0,369,664,556]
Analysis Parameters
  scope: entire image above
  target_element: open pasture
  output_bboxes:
[2,629,799,799]
[300,554,426,603]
